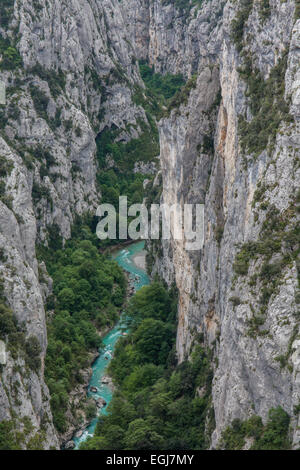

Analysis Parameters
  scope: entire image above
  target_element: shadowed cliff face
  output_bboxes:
[0,0,299,449]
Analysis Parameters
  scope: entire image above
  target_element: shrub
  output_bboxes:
[0,155,13,177]
[85,402,97,420]
[30,64,66,98]
[0,37,22,70]
[139,61,185,100]
[0,0,15,29]
[231,0,254,52]
[166,74,197,115]
[233,241,258,276]
[1,47,22,70]
[31,182,51,203]
[25,336,42,373]
[239,53,292,156]
[75,126,82,137]
[0,302,17,338]
[221,407,291,450]
[0,421,20,450]
[29,85,49,120]
[259,0,271,22]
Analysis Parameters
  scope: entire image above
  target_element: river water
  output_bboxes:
[73,241,149,449]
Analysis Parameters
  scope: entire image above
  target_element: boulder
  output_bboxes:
[65,441,75,450]
[96,397,107,408]
[101,376,110,384]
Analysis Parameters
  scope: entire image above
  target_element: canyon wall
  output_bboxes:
[0,0,299,449]
[126,0,300,448]
[0,0,152,448]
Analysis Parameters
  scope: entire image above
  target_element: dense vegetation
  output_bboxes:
[221,407,291,450]
[80,282,215,450]
[96,118,159,174]
[95,116,159,244]
[139,62,185,101]
[0,37,22,71]
[38,223,126,433]
[136,60,196,119]
[0,0,15,29]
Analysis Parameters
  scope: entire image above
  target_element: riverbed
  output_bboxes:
[73,241,149,449]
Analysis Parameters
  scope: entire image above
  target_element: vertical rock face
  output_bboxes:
[131,0,299,448]
[0,0,299,449]
[0,0,151,448]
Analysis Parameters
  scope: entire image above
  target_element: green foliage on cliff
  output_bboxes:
[40,231,126,433]
[139,62,185,101]
[166,74,197,115]
[0,417,46,450]
[231,0,254,52]
[221,407,291,450]
[0,155,13,177]
[0,0,15,28]
[80,282,215,450]
[161,0,205,16]
[0,279,42,373]
[95,117,159,236]
[29,84,49,120]
[0,38,22,70]
[0,421,21,450]
[295,0,300,19]
[30,64,66,99]
[258,0,271,22]
[233,196,300,337]
[231,3,292,156]
[25,336,42,373]
[238,52,292,156]
[96,117,159,172]
[0,283,23,355]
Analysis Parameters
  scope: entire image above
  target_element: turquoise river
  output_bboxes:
[73,241,149,449]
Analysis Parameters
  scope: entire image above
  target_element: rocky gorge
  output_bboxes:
[0,0,299,450]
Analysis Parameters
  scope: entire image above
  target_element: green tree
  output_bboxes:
[124,418,164,450]
[57,287,75,311]
[133,318,174,365]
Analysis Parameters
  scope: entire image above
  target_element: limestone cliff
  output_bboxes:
[127,0,300,448]
[0,0,299,450]
[0,0,153,448]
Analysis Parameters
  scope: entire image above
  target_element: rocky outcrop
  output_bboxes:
[0,0,154,448]
[138,0,300,449]
[0,0,299,450]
